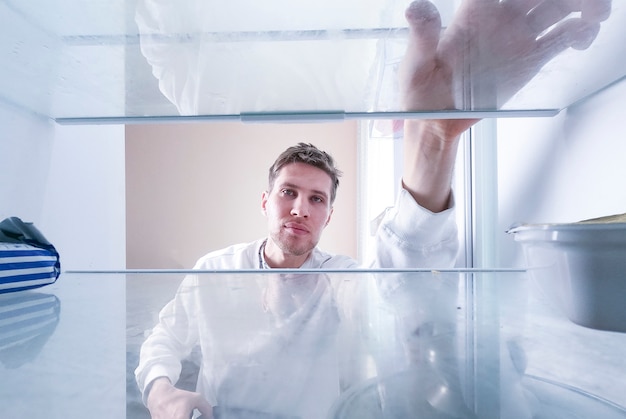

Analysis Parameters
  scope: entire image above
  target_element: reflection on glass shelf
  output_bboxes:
[1,1,625,122]
[127,269,475,419]
[3,270,625,418]
[0,291,60,369]
[331,374,626,419]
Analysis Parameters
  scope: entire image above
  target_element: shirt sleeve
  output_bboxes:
[370,187,459,269]
[134,274,201,404]
[369,188,461,353]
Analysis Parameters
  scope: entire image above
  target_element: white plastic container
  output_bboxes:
[508,221,626,333]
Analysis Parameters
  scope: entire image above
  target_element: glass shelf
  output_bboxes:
[1,0,625,123]
[2,270,625,418]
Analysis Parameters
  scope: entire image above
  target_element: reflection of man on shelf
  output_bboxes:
[134,1,611,418]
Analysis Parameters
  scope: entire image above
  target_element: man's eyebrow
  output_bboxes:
[280,182,329,199]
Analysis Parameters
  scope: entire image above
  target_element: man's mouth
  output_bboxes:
[284,222,309,235]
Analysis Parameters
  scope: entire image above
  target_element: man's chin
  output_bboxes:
[279,239,316,258]
[282,245,312,258]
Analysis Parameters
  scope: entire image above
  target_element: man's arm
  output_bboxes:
[402,119,464,213]
[399,0,611,212]
[135,275,213,419]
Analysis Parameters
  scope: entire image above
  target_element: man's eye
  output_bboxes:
[281,189,294,196]
[311,196,324,203]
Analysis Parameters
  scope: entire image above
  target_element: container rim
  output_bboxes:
[507,222,626,235]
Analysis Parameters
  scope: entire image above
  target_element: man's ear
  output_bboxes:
[325,207,334,227]
[261,191,269,216]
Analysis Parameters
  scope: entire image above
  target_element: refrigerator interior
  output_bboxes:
[2,0,626,418]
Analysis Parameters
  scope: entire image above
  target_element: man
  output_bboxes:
[136,138,460,417]
[135,1,611,418]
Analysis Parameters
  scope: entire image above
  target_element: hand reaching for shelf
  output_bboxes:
[398,0,612,213]
[400,0,611,122]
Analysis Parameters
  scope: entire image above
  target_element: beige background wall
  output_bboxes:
[125,121,358,269]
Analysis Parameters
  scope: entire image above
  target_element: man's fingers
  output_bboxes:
[404,0,442,64]
[582,0,611,23]
[196,398,214,418]
[568,21,601,50]
[536,19,600,67]
[527,0,611,34]
[526,0,575,34]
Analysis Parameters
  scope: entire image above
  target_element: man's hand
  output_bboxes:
[146,377,214,419]
[399,0,611,212]
[400,0,611,137]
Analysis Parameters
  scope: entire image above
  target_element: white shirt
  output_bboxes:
[135,188,458,417]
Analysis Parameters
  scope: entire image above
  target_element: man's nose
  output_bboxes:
[290,197,309,217]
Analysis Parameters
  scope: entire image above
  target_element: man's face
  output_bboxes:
[261,162,334,265]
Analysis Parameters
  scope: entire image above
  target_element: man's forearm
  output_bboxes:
[401,119,474,213]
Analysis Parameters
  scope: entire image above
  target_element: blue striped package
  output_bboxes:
[0,243,60,293]
[0,218,61,294]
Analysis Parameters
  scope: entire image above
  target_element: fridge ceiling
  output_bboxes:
[1,0,625,123]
